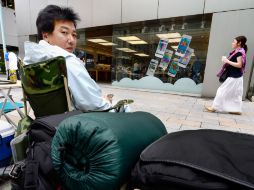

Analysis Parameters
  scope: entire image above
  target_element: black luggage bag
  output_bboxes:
[11,110,82,190]
[128,129,254,190]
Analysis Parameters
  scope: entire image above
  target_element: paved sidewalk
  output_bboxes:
[101,84,254,135]
[1,82,254,135]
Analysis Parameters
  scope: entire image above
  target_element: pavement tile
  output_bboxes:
[187,115,219,125]
[166,125,181,133]
[180,125,201,131]
[179,119,201,127]
[218,117,236,124]
[239,128,254,135]
[219,121,237,128]
[201,122,220,129]
[173,108,190,115]
[170,113,187,120]
[1,79,254,135]
[235,123,254,130]
[235,119,254,126]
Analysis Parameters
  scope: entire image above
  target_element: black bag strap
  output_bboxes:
[0,161,25,181]
[24,142,39,190]
[24,160,39,189]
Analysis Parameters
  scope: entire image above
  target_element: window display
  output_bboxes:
[110,14,212,95]
[80,14,212,95]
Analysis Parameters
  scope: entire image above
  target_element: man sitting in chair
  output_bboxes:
[23,5,129,112]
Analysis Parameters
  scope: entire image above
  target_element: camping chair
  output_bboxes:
[8,56,72,163]
[0,101,24,127]
[0,80,25,128]
[19,56,72,118]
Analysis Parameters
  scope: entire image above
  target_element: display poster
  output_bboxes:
[178,48,194,68]
[167,58,179,77]
[158,49,174,71]
[146,59,159,76]
[175,35,192,57]
[155,39,169,58]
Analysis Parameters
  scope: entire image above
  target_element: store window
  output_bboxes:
[110,14,212,95]
[77,26,113,83]
[78,14,212,95]
[1,0,15,9]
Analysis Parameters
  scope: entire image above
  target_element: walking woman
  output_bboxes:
[205,36,248,115]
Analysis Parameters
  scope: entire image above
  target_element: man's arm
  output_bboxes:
[66,56,112,112]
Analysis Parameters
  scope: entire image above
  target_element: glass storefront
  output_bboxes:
[77,14,212,95]
[1,0,15,9]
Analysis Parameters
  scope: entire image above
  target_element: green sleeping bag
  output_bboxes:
[51,111,167,190]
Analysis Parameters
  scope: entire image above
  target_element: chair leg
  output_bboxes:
[63,76,72,111]
[3,114,17,129]
[22,89,28,117]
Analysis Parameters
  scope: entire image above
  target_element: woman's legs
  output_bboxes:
[207,77,243,113]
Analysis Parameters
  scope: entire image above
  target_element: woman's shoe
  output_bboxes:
[204,105,216,112]
[229,112,242,115]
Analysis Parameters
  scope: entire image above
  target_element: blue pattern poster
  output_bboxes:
[158,49,174,71]
[175,35,192,57]
[178,48,194,68]
[155,39,169,58]
[167,58,179,77]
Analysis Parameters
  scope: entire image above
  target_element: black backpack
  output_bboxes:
[11,110,82,190]
[128,129,254,190]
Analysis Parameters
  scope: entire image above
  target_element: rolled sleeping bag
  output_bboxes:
[51,111,167,190]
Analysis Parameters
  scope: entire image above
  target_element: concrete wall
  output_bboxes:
[202,8,254,98]
[0,7,18,47]
[13,0,254,37]
[158,0,204,18]
[205,0,254,13]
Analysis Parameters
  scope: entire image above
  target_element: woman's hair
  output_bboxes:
[36,5,80,40]
[235,36,248,53]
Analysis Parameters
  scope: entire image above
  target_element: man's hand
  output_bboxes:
[105,94,114,104]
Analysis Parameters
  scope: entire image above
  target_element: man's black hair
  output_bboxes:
[36,5,80,40]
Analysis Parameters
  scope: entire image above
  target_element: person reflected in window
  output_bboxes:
[23,5,129,112]
[205,36,248,115]
[191,57,202,84]
[133,60,141,79]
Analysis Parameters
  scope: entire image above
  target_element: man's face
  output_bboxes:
[43,20,77,53]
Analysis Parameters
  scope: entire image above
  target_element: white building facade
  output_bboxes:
[13,0,254,99]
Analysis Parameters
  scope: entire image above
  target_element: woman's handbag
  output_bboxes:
[219,68,228,83]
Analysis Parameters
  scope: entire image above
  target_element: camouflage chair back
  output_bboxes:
[20,56,72,118]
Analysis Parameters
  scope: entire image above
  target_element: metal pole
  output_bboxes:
[0,2,7,76]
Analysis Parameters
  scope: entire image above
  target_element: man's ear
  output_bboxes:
[42,32,49,41]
